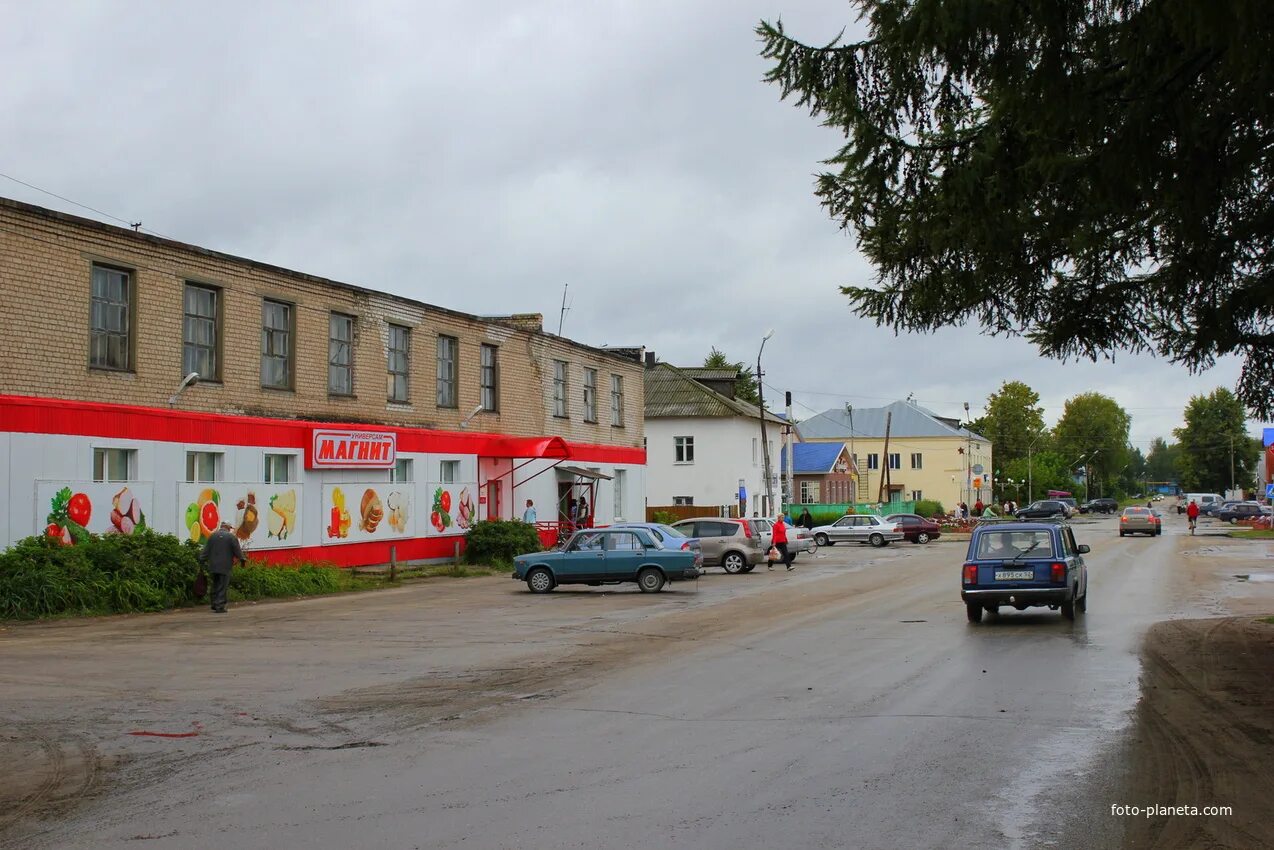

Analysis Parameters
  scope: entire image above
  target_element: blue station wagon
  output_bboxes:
[961,522,1090,622]
[513,528,702,594]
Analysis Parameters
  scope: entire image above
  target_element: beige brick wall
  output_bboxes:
[0,199,644,448]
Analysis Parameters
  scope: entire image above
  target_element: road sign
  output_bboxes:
[1266,482,1274,498]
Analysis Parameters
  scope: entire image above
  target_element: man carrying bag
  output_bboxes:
[200,521,245,614]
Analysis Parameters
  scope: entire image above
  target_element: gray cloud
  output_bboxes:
[3,1,1267,450]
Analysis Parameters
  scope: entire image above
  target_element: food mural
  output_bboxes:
[177,484,301,550]
[322,484,414,543]
[427,485,476,534]
[37,482,155,544]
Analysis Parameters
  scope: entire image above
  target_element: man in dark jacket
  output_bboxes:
[200,521,245,614]
[796,507,815,529]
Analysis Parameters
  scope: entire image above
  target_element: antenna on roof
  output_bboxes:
[906,392,915,403]
[557,283,570,336]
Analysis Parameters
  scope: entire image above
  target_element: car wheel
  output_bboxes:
[637,567,665,593]
[814,533,829,547]
[526,568,554,594]
[1060,598,1075,621]
[966,602,983,623]
[722,552,746,574]
[917,532,931,544]
[869,533,885,547]
[740,563,756,573]
[1077,590,1087,613]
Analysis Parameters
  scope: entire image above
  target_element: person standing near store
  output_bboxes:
[199,521,245,614]
[797,506,814,530]
[522,499,537,524]
[770,512,794,571]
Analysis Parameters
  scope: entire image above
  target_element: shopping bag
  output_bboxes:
[766,546,780,561]
[193,570,208,600]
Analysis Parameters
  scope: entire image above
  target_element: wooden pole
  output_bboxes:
[878,412,892,503]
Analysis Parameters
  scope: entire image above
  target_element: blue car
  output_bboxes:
[961,522,1090,622]
[513,527,701,594]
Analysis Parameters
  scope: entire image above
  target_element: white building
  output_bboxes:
[643,363,786,517]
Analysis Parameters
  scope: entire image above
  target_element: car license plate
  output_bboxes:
[995,570,1034,581]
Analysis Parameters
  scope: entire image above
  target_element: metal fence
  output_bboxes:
[783,501,916,519]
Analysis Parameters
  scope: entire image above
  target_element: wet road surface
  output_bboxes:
[0,514,1250,849]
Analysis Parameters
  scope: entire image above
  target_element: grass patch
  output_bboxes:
[1229,529,1274,539]
[1261,616,1274,626]
[420,564,500,579]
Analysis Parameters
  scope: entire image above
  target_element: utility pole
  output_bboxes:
[757,330,775,516]
[878,412,893,503]
[1230,435,1236,494]
[785,391,795,510]
[847,404,856,505]
[964,402,972,508]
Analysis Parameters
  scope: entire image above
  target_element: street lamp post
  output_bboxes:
[757,329,776,517]
[1027,431,1047,503]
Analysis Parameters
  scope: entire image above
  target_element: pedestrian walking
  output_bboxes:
[522,499,537,524]
[577,496,589,527]
[797,507,814,530]
[974,498,985,515]
[770,513,795,571]
[199,521,245,614]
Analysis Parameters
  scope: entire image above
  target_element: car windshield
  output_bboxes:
[656,524,687,538]
[976,530,1056,559]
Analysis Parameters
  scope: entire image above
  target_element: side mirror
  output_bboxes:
[1078,544,1091,554]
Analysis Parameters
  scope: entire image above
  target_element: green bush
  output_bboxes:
[650,510,679,525]
[915,499,946,518]
[464,519,542,565]
[230,562,348,599]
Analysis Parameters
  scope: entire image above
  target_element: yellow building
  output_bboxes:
[796,400,992,511]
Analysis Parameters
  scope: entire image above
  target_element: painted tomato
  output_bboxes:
[440,491,452,513]
[431,511,444,532]
[46,523,62,540]
[68,493,92,527]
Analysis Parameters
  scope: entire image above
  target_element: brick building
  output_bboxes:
[0,197,646,565]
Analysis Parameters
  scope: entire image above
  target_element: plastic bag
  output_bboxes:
[766,546,780,561]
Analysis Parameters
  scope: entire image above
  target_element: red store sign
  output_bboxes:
[307,430,397,469]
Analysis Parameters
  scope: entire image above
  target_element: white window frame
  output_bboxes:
[185,450,223,483]
[436,335,458,408]
[613,469,626,521]
[867,453,880,470]
[800,480,821,504]
[261,299,292,389]
[183,282,219,382]
[889,453,901,470]
[93,447,136,482]
[89,264,132,371]
[610,374,624,426]
[387,324,411,403]
[911,490,923,501]
[673,496,694,506]
[390,458,413,483]
[440,460,460,484]
[910,452,923,470]
[674,436,694,464]
[480,344,498,412]
[328,312,354,396]
[264,453,295,484]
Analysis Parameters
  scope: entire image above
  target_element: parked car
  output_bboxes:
[1119,506,1161,536]
[1014,500,1069,520]
[608,522,701,554]
[1055,497,1080,517]
[961,522,1090,622]
[751,518,817,558]
[1176,492,1223,514]
[808,515,904,548]
[1080,498,1119,515]
[1218,502,1266,523]
[671,517,767,574]
[884,513,942,544]
[513,527,701,593]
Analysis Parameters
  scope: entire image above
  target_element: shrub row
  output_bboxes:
[0,531,351,620]
[463,519,543,568]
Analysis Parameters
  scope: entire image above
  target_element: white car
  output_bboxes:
[809,515,905,548]
[752,519,816,557]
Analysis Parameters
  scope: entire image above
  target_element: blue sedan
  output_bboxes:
[513,527,701,594]
[961,522,1090,622]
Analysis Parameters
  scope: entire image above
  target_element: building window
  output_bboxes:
[910,452,923,470]
[390,458,413,483]
[553,360,568,418]
[264,453,293,484]
[440,460,459,483]
[89,264,132,370]
[185,451,222,483]
[800,480,821,504]
[583,368,598,422]
[610,374,624,426]
[867,453,880,470]
[261,300,292,389]
[182,283,219,381]
[436,335,458,408]
[328,313,354,395]
[387,324,411,402]
[614,469,626,520]
[674,436,694,464]
[480,344,498,411]
[93,447,134,482]
[673,496,694,506]
[911,490,923,501]
[889,453,901,470]
[752,438,758,465]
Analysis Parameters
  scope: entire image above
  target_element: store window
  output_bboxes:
[440,460,459,483]
[264,453,294,484]
[89,264,132,370]
[185,451,222,483]
[614,469,626,520]
[182,283,219,381]
[261,300,292,389]
[93,447,135,482]
[390,458,413,483]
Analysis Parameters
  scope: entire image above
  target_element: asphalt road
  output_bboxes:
[0,513,1236,849]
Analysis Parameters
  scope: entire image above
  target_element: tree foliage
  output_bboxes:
[1174,387,1258,491]
[978,381,1047,467]
[1053,393,1132,492]
[703,347,761,406]
[1145,437,1181,484]
[759,2,1274,417]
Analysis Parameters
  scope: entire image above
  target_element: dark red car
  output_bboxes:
[884,513,942,544]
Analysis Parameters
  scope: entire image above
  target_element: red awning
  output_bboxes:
[485,435,571,459]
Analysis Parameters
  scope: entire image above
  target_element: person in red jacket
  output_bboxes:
[1186,499,1200,534]
[770,513,794,571]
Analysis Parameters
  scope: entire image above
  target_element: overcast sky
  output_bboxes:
[3,1,1270,452]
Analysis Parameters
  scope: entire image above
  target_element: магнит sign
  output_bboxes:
[307,430,397,469]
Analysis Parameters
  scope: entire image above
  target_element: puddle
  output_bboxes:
[1235,573,1274,583]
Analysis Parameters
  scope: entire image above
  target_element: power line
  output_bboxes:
[0,171,174,240]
